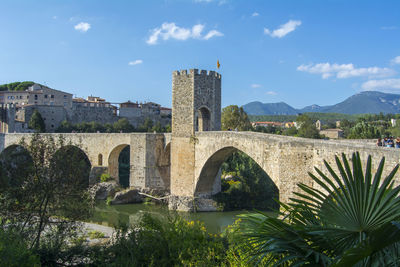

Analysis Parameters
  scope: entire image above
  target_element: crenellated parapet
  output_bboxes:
[172,69,221,79]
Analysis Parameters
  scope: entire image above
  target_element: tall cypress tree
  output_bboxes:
[28,109,46,133]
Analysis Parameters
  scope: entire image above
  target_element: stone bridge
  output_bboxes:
[1,131,399,211]
[1,69,400,211]
[0,133,172,189]
[170,131,400,210]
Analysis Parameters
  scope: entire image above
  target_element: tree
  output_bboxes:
[347,121,382,139]
[113,118,135,132]
[28,109,46,133]
[237,152,400,266]
[296,114,321,139]
[0,134,93,250]
[221,105,252,131]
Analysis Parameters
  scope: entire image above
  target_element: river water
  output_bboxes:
[90,202,254,233]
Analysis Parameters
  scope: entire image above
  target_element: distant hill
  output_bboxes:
[242,101,298,115]
[243,91,400,115]
[0,81,35,91]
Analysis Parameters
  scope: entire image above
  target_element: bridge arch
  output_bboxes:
[195,146,279,202]
[108,144,130,187]
[53,145,92,188]
[0,144,33,188]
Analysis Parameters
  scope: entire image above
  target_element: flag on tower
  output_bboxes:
[217,60,220,69]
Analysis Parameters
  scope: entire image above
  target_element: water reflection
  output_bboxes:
[90,201,254,233]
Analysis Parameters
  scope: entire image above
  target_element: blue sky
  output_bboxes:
[0,0,399,109]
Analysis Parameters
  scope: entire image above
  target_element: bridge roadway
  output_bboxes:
[1,132,399,210]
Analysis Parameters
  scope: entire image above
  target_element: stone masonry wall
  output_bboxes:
[194,131,400,204]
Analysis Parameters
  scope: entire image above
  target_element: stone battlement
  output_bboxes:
[173,69,221,79]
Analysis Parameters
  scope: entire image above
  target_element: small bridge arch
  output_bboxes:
[108,144,130,187]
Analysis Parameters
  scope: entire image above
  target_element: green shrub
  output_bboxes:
[0,229,40,267]
[106,196,113,206]
[88,230,105,239]
[100,173,112,183]
[91,214,228,266]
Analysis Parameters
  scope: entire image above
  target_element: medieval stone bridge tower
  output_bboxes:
[170,69,221,209]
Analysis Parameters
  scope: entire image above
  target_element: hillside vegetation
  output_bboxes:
[0,81,36,91]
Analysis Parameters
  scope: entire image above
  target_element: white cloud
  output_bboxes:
[266,91,277,95]
[381,26,397,30]
[264,20,302,38]
[146,22,223,45]
[251,84,262,88]
[362,79,400,92]
[252,12,259,17]
[391,56,400,65]
[74,22,91,32]
[297,63,396,79]
[203,30,223,40]
[194,0,227,4]
[128,60,143,66]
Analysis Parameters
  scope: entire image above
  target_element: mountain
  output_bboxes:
[300,104,327,113]
[242,91,400,115]
[242,101,298,115]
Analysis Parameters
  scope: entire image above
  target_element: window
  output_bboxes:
[51,124,54,128]
[64,95,67,98]
[64,102,67,106]
[27,95,29,99]
[34,95,38,100]
[51,95,54,99]
[50,102,54,106]
[98,154,103,166]
[44,95,48,98]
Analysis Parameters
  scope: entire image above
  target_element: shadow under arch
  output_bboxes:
[0,144,33,188]
[195,146,279,210]
[157,142,171,190]
[108,144,130,187]
[53,145,92,188]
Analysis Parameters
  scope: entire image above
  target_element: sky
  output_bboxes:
[0,0,400,109]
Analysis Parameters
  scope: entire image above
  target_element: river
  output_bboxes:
[90,201,256,233]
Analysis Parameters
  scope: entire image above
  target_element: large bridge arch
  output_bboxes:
[194,146,279,196]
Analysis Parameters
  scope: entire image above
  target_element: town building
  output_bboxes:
[0,83,72,108]
[0,83,172,133]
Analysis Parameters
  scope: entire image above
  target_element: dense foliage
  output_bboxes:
[0,134,93,253]
[90,214,228,266]
[56,118,171,133]
[296,114,322,139]
[28,109,46,133]
[237,152,400,266]
[214,151,279,211]
[221,105,252,131]
[249,112,400,139]
[0,81,35,91]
